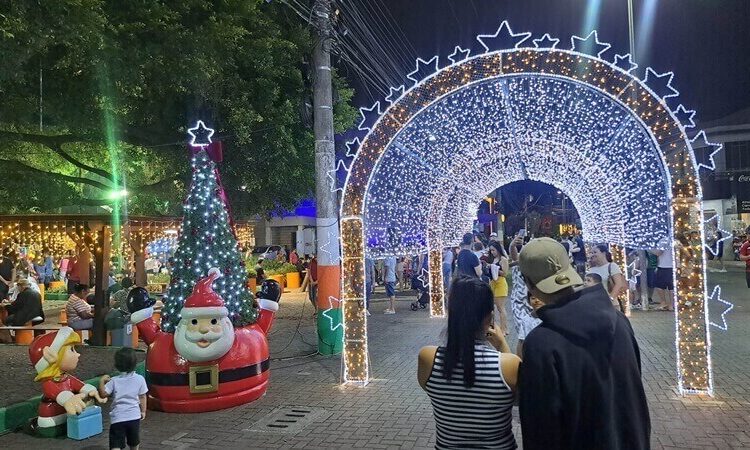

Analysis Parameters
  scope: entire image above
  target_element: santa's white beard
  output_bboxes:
[174,317,235,362]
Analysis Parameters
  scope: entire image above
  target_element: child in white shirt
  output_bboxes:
[98,347,148,450]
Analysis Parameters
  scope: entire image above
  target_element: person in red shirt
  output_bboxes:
[289,249,299,265]
[66,254,81,294]
[739,226,750,288]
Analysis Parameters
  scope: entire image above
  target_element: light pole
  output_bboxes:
[311,0,343,355]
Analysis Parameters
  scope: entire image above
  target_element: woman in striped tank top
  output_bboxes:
[418,276,521,449]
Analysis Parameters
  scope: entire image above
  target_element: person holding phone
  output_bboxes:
[418,276,520,449]
[487,241,510,335]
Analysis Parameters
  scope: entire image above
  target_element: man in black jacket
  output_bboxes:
[3,278,44,326]
[518,238,650,450]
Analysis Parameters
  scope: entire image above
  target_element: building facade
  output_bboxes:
[694,107,750,257]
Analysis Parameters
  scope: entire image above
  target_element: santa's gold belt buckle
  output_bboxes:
[189,364,219,394]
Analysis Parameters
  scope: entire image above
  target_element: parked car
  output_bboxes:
[251,245,284,261]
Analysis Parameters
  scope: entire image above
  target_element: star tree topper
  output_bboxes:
[188,120,215,147]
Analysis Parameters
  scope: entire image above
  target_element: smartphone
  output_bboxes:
[518,228,527,238]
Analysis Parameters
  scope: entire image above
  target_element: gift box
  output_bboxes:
[67,405,103,440]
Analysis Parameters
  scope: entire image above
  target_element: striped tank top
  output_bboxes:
[424,342,516,449]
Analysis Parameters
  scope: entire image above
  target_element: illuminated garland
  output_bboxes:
[337,20,718,395]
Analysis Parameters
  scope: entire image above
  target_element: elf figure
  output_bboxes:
[128,268,279,413]
[29,328,106,437]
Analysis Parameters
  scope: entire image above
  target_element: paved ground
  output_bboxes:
[1,267,749,449]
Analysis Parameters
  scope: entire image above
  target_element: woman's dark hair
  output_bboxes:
[121,277,134,289]
[114,347,138,373]
[443,276,494,388]
[488,241,507,262]
[594,244,612,263]
[74,283,89,294]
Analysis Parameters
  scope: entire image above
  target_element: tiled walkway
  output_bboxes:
[2,269,748,449]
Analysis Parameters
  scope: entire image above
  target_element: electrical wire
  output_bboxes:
[335,0,417,94]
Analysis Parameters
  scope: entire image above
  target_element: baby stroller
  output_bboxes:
[410,272,430,311]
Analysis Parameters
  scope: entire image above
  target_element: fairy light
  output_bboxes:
[160,125,250,332]
[337,22,718,393]
[610,244,630,317]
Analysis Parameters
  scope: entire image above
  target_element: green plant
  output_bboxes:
[0,1,357,215]
[47,285,68,294]
[147,273,171,284]
[280,263,298,274]
[261,259,285,276]
[246,266,257,278]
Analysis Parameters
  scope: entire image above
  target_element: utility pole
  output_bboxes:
[312,0,343,354]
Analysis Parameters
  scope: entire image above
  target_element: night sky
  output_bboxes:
[344,0,750,123]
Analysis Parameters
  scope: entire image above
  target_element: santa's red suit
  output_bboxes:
[131,271,278,413]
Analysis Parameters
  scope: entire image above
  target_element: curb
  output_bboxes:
[0,360,146,436]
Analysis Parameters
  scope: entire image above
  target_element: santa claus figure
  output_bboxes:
[29,327,106,437]
[128,268,279,413]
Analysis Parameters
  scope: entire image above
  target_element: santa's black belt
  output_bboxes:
[147,358,270,386]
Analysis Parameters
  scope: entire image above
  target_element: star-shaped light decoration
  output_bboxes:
[417,268,430,289]
[532,33,560,49]
[613,54,638,73]
[690,130,723,171]
[674,104,697,129]
[318,230,332,261]
[357,101,383,132]
[570,30,611,58]
[643,68,679,101]
[407,56,439,86]
[626,260,642,280]
[385,85,405,106]
[322,295,344,332]
[327,159,350,194]
[476,20,531,52]
[703,214,732,256]
[707,286,733,331]
[345,137,362,158]
[447,46,471,65]
[187,120,215,147]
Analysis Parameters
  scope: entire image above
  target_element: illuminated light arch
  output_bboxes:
[340,22,719,395]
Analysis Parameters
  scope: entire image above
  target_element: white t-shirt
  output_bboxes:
[587,262,622,288]
[655,238,674,268]
[442,249,454,265]
[104,372,148,424]
[383,257,397,283]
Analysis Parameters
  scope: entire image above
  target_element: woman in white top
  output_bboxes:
[587,244,627,305]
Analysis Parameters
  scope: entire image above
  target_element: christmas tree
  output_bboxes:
[161,121,255,332]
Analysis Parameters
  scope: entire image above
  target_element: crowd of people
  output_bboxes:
[410,226,750,448]
[419,235,651,449]
[1,246,49,333]
[0,244,152,341]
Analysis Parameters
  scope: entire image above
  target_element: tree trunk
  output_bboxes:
[92,226,111,346]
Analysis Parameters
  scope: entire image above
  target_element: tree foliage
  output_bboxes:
[0,0,357,215]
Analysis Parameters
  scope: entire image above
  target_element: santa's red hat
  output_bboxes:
[181,268,228,319]
[29,327,79,375]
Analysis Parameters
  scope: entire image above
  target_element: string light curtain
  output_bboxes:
[339,22,714,395]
